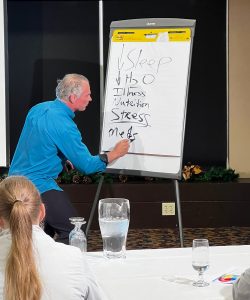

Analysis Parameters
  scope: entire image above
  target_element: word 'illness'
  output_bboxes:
[117,44,172,74]
[113,86,146,97]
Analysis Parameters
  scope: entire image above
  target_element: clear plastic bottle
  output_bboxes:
[69,217,87,252]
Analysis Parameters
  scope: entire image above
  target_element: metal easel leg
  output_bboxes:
[85,174,104,237]
[174,179,184,247]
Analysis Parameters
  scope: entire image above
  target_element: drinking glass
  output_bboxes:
[192,239,209,287]
[69,217,87,252]
[98,198,130,259]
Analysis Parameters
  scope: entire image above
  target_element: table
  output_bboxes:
[87,245,250,300]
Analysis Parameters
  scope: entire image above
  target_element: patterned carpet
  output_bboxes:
[87,227,250,251]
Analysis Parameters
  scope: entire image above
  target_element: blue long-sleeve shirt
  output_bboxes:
[9,99,106,193]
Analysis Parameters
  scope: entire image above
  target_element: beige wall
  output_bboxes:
[229,0,250,177]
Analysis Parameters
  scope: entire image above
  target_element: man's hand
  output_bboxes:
[107,139,130,163]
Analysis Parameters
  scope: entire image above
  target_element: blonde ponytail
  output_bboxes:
[0,176,42,300]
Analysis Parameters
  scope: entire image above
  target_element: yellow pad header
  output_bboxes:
[112,28,191,42]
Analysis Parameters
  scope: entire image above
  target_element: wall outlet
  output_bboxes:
[162,202,175,216]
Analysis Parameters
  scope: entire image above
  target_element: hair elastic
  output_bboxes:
[13,199,22,205]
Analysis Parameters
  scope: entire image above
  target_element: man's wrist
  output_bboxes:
[99,153,109,165]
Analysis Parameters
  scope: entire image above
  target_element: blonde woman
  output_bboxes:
[0,176,103,300]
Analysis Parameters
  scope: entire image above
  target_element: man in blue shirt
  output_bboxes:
[9,73,129,244]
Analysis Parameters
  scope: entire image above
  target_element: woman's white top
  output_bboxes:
[0,225,103,300]
[233,268,250,300]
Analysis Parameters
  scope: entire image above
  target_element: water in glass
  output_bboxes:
[192,239,209,287]
[98,198,130,259]
[69,217,87,252]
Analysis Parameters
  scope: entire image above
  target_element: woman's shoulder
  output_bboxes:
[32,228,89,299]
[32,226,82,258]
[33,226,86,279]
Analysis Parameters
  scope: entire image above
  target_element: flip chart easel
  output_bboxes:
[87,19,196,247]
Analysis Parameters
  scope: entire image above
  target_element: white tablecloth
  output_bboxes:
[87,245,250,300]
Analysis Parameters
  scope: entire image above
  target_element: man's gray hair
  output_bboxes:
[56,74,89,100]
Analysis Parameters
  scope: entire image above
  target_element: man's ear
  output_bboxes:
[39,203,46,223]
[69,94,77,104]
